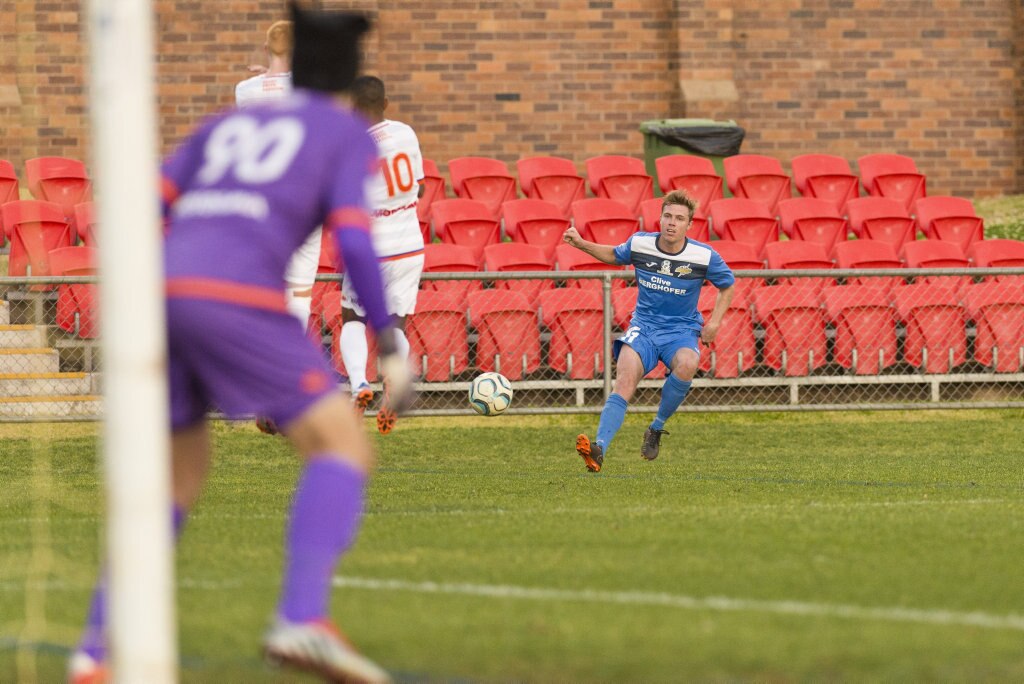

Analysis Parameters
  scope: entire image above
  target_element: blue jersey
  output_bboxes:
[613,233,735,330]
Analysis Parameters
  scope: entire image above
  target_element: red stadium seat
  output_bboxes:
[653,155,724,213]
[832,239,905,293]
[846,197,917,248]
[752,285,828,376]
[405,290,470,381]
[790,154,859,212]
[857,153,926,212]
[967,239,1024,283]
[712,239,766,290]
[24,157,92,236]
[584,155,654,215]
[539,288,605,379]
[310,231,342,338]
[697,285,756,377]
[515,156,585,219]
[49,246,99,338]
[763,240,835,291]
[777,197,849,252]
[73,201,98,248]
[0,158,18,205]
[722,154,792,214]
[417,158,447,242]
[430,198,501,264]
[900,239,970,294]
[483,242,555,307]
[448,156,516,217]
[893,283,967,373]
[0,199,74,278]
[501,198,569,260]
[422,243,482,301]
[638,197,710,241]
[822,285,898,375]
[555,243,628,291]
[611,286,638,330]
[572,198,640,245]
[964,281,1024,372]
[468,289,540,380]
[708,198,780,256]
[913,196,984,252]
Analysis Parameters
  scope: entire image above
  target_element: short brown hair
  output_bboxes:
[266,20,293,58]
[662,189,697,220]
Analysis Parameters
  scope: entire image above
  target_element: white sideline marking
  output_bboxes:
[332,576,1024,633]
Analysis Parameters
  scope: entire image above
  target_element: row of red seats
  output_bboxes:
[418,152,931,232]
[319,279,1024,383]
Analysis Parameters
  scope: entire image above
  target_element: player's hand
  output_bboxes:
[247,64,269,74]
[700,322,720,346]
[563,226,583,247]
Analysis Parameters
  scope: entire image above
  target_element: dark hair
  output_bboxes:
[351,75,387,113]
[289,2,370,93]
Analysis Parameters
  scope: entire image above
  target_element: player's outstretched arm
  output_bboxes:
[562,226,619,265]
[701,284,735,346]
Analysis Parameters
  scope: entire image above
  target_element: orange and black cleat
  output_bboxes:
[575,434,604,472]
[376,403,397,435]
[353,385,374,419]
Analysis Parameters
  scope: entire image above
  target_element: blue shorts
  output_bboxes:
[167,298,336,431]
[613,323,701,375]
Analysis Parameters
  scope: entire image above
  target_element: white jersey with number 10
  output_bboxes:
[366,119,424,258]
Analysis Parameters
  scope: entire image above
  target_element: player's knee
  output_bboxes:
[672,355,699,380]
[286,394,374,471]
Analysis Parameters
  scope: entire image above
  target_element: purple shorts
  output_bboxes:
[167,298,336,430]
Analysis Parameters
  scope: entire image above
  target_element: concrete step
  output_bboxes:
[0,372,94,397]
[0,395,101,418]
[0,348,61,373]
[0,325,47,348]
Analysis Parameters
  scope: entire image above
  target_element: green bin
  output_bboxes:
[639,119,745,196]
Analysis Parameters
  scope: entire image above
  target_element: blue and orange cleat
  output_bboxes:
[575,434,604,472]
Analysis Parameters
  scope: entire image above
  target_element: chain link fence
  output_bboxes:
[2,268,1023,421]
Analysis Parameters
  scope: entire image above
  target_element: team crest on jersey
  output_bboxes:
[658,260,672,275]
[675,264,692,276]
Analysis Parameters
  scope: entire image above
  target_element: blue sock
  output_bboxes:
[650,375,691,431]
[595,393,629,451]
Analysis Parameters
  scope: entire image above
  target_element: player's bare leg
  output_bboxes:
[264,392,390,682]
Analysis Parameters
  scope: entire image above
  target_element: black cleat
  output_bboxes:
[641,427,669,461]
[576,434,604,472]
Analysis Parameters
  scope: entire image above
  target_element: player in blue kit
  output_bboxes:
[562,190,735,472]
[69,5,402,683]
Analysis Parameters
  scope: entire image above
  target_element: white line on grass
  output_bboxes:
[331,576,1024,633]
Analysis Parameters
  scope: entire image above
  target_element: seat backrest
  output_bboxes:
[639,197,664,232]
[24,157,92,216]
[448,156,513,193]
[423,243,480,272]
[447,157,516,215]
[845,196,915,243]
[0,158,18,205]
[73,201,98,247]
[611,286,638,329]
[483,242,552,272]
[968,238,1024,267]
[900,239,968,268]
[777,197,840,229]
[711,239,764,270]
[722,154,786,193]
[430,198,499,237]
[571,198,638,238]
[501,198,565,240]
[963,280,1024,320]
[584,155,647,193]
[538,287,603,327]
[515,156,584,217]
[751,284,822,320]
[467,288,533,327]
[708,197,773,225]
[654,155,718,192]
[790,154,854,193]
[516,156,579,193]
[821,284,891,319]
[697,283,751,313]
[708,198,779,252]
[856,153,919,188]
[912,196,983,247]
[832,239,901,268]
[764,240,833,270]
[418,158,447,214]
[49,245,99,275]
[892,282,961,319]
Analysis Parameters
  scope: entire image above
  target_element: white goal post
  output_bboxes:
[88,0,176,681]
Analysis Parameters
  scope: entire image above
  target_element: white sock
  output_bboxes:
[340,321,368,392]
[395,329,410,364]
[285,289,312,329]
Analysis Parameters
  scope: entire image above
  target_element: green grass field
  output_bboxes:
[2,410,1023,682]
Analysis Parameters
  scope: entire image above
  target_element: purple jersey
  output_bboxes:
[162,91,374,293]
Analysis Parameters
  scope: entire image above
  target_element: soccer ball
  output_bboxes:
[468,372,513,416]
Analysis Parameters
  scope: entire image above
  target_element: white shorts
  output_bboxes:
[342,253,424,318]
[284,227,322,288]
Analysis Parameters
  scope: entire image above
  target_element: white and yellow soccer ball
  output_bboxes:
[468,372,513,416]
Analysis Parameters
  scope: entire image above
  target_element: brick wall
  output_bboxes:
[1,0,1021,198]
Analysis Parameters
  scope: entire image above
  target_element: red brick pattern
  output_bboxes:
[1,1,1021,198]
